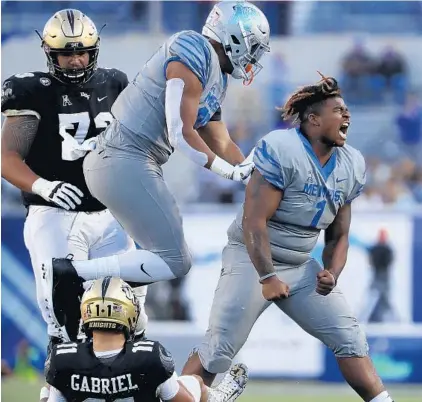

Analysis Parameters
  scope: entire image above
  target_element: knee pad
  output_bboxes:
[332,324,369,358]
[167,250,192,278]
[198,344,233,374]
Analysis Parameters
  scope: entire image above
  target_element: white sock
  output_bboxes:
[178,376,202,402]
[72,250,177,283]
[370,391,394,402]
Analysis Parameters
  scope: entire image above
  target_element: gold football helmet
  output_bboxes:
[81,277,140,338]
[38,9,100,84]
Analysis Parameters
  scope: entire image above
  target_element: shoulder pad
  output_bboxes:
[96,68,129,91]
[156,342,175,378]
[168,31,211,88]
[253,129,297,190]
[2,72,51,117]
[45,342,78,388]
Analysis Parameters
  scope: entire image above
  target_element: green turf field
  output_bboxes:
[2,376,421,402]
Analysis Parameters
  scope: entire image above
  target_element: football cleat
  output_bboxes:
[41,255,84,341]
[208,363,249,402]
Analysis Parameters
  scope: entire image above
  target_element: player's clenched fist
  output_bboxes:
[316,270,337,296]
[261,275,289,301]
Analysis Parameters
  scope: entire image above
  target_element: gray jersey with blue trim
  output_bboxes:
[108,30,228,164]
[228,128,366,266]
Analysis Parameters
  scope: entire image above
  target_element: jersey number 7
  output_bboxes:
[311,200,326,228]
[58,111,113,152]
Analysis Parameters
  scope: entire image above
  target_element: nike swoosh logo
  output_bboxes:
[97,96,108,102]
[336,178,347,183]
[140,263,151,278]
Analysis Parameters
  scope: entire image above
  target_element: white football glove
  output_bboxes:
[209,148,256,185]
[59,126,97,161]
[232,147,256,185]
[32,178,84,210]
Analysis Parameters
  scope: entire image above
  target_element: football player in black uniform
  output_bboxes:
[1,8,148,400]
[45,276,249,402]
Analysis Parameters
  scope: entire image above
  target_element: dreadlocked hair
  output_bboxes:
[279,72,342,126]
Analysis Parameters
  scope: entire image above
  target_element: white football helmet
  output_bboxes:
[202,1,270,83]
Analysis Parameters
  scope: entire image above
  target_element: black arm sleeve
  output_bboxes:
[209,107,222,122]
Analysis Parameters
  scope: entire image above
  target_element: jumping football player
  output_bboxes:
[182,75,395,402]
[41,2,270,312]
[46,276,249,402]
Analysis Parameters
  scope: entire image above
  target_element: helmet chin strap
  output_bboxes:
[243,64,254,86]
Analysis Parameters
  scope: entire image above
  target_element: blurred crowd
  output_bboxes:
[341,39,409,105]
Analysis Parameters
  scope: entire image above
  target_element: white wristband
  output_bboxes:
[210,156,235,179]
[31,177,50,195]
[40,386,50,400]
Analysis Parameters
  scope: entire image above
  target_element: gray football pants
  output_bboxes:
[83,148,192,278]
[198,242,369,374]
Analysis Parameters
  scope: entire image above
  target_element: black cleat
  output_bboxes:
[41,256,84,342]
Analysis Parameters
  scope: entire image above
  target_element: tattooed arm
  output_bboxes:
[242,170,283,278]
[322,203,352,281]
[1,115,40,192]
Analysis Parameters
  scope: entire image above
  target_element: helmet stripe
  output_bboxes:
[67,9,75,34]
[101,276,112,300]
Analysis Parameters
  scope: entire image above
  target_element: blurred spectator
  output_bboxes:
[1,360,13,377]
[145,280,191,321]
[382,177,417,209]
[362,229,399,323]
[365,157,392,186]
[168,278,191,321]
[396,92,422,160]
[353,186,384,210]
[410,168,422,203]
[341,39,375,104]
[13,340,41,382]
[263,52,289,126]
[375,45,408,104]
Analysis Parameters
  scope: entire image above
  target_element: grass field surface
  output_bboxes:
[2,376,421,402]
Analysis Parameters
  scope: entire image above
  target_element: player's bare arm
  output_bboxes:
[165,61,253,183]
[166,61,217,167]
[318,203,352,295]
[2,113,83,210]
[198,120,245,165]
[243,170,282,276]
[1,115,40,192]
[243,170,289,300]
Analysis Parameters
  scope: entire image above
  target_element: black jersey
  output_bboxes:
[1,69,128,212]
[45,340,175,402]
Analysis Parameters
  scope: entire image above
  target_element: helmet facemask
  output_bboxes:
[225,26,270,84]
[44,42,100,85]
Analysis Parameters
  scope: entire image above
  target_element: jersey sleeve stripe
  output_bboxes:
[259,140,282,170]
[177,34,210,86]
[255,165,285,189]
[2,109,41,119]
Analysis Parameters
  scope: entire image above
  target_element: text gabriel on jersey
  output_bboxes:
[71,373,138,395]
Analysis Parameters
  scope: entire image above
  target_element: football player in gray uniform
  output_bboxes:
[40,1,271,345]
[183,75,395,402]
